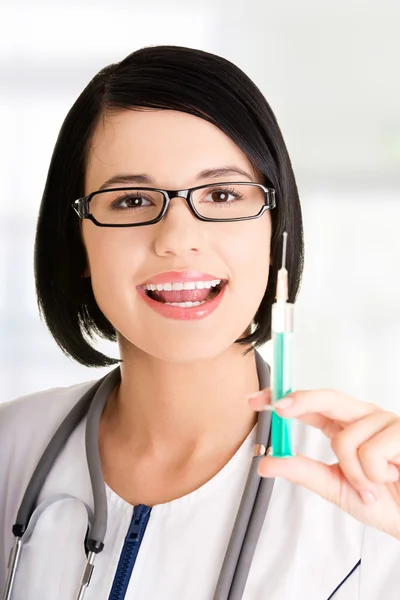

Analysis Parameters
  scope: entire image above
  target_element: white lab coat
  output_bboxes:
[0,378,399,600]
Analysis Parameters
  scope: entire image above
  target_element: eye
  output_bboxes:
[205,187,245,203]
[112,193,152,209]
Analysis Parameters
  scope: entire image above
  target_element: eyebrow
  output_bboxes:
[97,166,255,191]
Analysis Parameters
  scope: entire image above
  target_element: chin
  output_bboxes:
[119,324,251,365]
[138,335,231,364]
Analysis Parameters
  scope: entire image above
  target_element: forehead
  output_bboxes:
[85,109,259,192]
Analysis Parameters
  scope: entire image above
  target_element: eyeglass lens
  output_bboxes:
[89,184,267,225]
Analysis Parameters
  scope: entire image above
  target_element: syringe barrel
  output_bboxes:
[272,300,294,333]
[270,301,295,458]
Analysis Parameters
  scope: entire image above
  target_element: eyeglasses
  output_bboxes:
[71,182,276,227]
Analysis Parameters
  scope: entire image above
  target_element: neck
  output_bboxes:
[101,343,260,465]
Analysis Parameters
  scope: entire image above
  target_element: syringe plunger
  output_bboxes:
[275,231,288,302]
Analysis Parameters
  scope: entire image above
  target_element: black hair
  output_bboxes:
[34,45,304,367]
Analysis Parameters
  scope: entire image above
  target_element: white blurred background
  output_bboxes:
[0,0,399,410]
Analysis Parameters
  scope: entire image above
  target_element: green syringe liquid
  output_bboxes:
[270,330,295,458]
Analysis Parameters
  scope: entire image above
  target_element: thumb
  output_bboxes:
[258,453,343,507]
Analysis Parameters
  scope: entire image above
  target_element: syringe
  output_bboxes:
[270,231,295,458]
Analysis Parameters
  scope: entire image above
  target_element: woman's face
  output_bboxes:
[83,109,272,362]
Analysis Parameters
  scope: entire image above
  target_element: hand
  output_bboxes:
[248,388,400,540]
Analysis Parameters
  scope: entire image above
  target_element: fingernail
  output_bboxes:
[247,390,271,410]
[359,490,377,505]
[260,404,275,412]
[274,397,294,409]
[247,391,266,401]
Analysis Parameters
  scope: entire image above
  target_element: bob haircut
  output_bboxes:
[34,45,304,368]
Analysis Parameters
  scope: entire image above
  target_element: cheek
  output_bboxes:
[224,220,271,286]
[219,220,271,316]
[83,227,147,293]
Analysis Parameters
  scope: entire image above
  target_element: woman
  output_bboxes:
[0,45,399,600]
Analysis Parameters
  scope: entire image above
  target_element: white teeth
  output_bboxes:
[164,301,206,307]
[143,279,222,292]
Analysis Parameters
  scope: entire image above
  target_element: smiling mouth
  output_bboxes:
[144,280,227,307]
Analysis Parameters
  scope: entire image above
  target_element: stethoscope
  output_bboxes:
[2,349,274,600]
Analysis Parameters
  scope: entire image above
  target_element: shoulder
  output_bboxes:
[0,377,99,534]
[0,377,97,443]
[0,377,99,587]
[0,377,99,478]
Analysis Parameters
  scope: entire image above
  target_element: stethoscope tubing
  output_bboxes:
[2,350,274,600]
[213,350,274,599]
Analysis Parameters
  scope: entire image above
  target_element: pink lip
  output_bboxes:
[137,281,227,321]
[139,271,225,286]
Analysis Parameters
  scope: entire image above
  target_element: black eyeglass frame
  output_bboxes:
[71,181,276,227]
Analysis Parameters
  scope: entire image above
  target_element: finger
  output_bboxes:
[258,453,391,513]
[331,411,399,500]
[248,389,345,438]
[249,397,344,439]
[358,419,400,482]
[294,414,344,439]
[273,388,381,425]
[247,388,271,410]
[258,452,343,507]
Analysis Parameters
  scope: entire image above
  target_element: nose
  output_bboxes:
[153,195,207,258]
